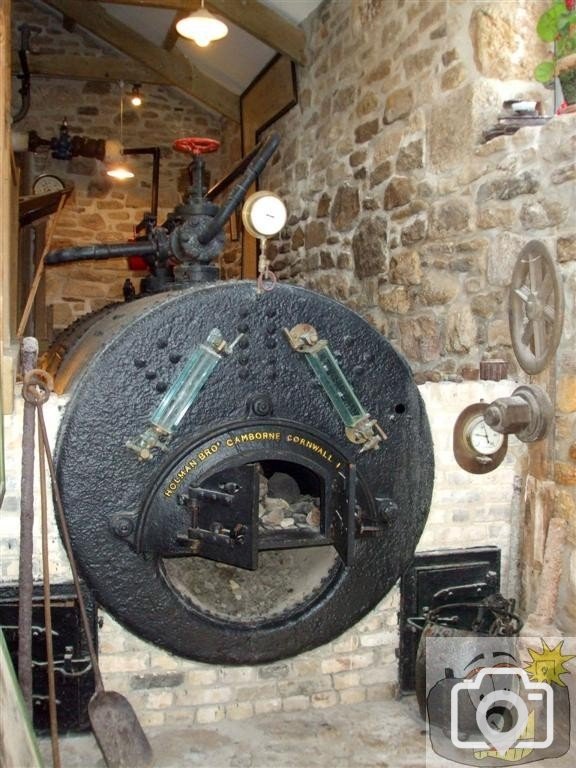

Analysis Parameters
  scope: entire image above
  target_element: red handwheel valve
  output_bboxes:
[172,137,221,156]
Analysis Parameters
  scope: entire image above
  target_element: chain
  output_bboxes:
[257,237,277,292]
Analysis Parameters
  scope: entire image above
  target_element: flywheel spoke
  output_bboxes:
[539,272,553,302]
[528,253,541,289]
[514,286,530,303]
[532,318,546,359]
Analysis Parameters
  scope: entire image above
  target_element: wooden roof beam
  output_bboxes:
[92,0,307,65]
[43,0,240,121]
[25,54,169,85]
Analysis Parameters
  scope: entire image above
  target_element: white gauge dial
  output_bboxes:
[466,415,505,455]
[242,191,287,238]
[32,174,65,195]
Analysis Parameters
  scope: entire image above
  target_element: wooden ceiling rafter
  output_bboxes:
[26,54,169,85]
[162,11,187,52]
[42,0,240,121]
[92,0,307,65]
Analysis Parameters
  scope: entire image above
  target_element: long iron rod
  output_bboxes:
[38,425,61,768]
[17,338,39,714]
[36,404,104,692]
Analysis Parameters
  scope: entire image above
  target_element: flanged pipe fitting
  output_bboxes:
[484,384,553,443]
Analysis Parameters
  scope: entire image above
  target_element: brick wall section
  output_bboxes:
[12,0,241,331]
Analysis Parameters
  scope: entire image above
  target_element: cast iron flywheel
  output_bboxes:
[54,281,434,664]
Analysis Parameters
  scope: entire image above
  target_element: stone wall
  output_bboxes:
[259,0,575,632]
[12,0,241,333]
[262,0,560,383]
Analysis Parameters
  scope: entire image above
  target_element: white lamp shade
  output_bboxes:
[107,165,135,180]
[176,8,228,47]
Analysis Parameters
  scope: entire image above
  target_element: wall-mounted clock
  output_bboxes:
[453,402,508,474]
[242,191,287,238]
[32,174,65,195]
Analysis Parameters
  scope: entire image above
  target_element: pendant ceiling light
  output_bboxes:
[107,82,134,181]
[176,0,229,47]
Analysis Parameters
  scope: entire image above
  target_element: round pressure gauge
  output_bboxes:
[453,403,508,474]
[32,174,65,195]
[242,191,287,238]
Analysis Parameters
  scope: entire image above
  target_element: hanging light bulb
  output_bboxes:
[176,0,228,47]
[107,82,134,180]
[107,165,135,180]
[130,83,142,107]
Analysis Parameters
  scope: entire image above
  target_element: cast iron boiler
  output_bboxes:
[54,281,434,664]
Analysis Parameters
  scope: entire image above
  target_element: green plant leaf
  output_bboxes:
[534,60,555,83]
[537,4,565,41]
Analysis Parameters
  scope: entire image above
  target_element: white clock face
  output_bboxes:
[33,174,65,195]
[467,416,505,455]
[242,192,287,238]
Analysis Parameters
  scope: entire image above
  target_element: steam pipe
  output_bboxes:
[45,241,155,265]
[206,139,270,200]
[197,131,280,245]
[12,25,40,124]
[45,131,280,267]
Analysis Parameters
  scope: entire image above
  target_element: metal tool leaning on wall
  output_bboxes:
[21,362,153,768]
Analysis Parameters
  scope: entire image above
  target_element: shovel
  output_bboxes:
[27,371,154,768]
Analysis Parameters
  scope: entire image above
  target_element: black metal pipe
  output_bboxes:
[12,25,36,124]
[206,139,267,201]
[45,240,156,265]
[197,131,280,245]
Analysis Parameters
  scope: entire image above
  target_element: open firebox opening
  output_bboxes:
[162,460,342,622]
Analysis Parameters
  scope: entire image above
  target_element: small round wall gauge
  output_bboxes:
[242,191,287,238]
[32,174,65,195]
[453,402,508,474]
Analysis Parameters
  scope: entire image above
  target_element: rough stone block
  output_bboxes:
[446,306,477,353]
[330,185,360,231]
[383,176,416,210]
[396,140,423,172]
[399,315,442,363]
[355,119,379,143]
[390,250,422,285]
[428,86,473,172]
[378,286,411,314]
[383,87,413,124]
[477,172,539,204]
[352,216,388,277]
[558,236,576,263]
[401,218,427,246]
[470,2,546,81]
[488,232,525,287]
[418,272,459,306]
